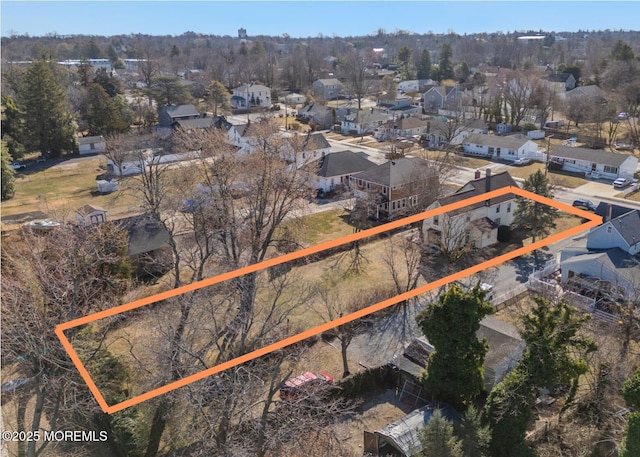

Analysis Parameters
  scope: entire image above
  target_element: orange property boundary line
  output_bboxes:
[55,187,601,414]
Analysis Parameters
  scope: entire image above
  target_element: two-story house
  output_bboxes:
[422,170,519,250]
[350,157,436,220]
[231,83,272,109]
[312,78,343,100]
[341,109,389,135]
[280,132,332,169]
[158,104,200,128]
[311,150,377,193]
[422,84,460,112]
[377,116,431,141]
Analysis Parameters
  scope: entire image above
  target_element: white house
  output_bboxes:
[378,116,430,141]
[231,84,272,109]
[281,92,306,105]
[78,135,106,155]
[311,150,377,193]
[463,133,542,161]
[549,146,638,180]
[423,170,519,250]
[342,110,389,135]
[280,132,331,169]
[426,118,489,149]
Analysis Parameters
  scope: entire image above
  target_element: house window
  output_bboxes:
[366,182,371,190]
[358,179,364,187]
[496,204,500,213]
[604,165,618,174]
[607,226,612,233]
[382,186,387,195]
[495,217,501,225]
[401,198,406,208]
[507,202,512,213]
[410,195,418,205]
[392,201,396,210]
[433,215,439,225]
[488,147,494,154]
[90,143,95,150]
[508,149,515,155]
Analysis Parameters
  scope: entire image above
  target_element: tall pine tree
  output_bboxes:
[20,59,76,157]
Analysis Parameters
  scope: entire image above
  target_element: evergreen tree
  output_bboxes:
[612,40,635,62]
[1,141,16,201]
[148,76,191,107]
[86,84,129,135]
[93,67,122,97]
[1,95,26,159]
[512,169,558,243]
[620,368,640,457]
[454,405,491,457]
[438,43,455,81]
[416,284,494,408]
[207,80,230,116]
[398,46,413,79]
[416,49,432,80]
[19,59,76,157]
[414,409,463,457]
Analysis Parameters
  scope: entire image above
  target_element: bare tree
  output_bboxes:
[381,234,423,301]
[502,72,543,127]
[339,49,373,111]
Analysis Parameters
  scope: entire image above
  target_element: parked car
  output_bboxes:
[572,199,596,211]
[10,161,26,170]
[36,156,47,163]
[512,157,532,166]
[613,178,630,188]
[618,112,629,120]
[279,372,334,401]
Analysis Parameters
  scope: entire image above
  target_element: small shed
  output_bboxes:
[78,135,106,155]
[363,402,460,457]
[75,204,107,226]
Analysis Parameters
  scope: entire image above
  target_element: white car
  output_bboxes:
[613,178,630,188]
[512,157,532,166]
[10,161,26,170]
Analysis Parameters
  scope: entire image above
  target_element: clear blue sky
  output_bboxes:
[2,1,639,38]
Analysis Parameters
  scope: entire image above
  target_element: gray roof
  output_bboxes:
[314,78,342,86]
[76,204,106,216]
[551,146,633,167]
[345,110,388,124]
[608,210,640,248]
[161,104,199,119]
[382,117,430,130]
[115,214,171,256]
[562,248,640,284]
[235,84,271,92]
[78,135,105,145]
[464,133,532,149]
[374,403,460,456]
[175,117,215,129]
[565,85,605,99]
[476,315,523,375]
[315,150,376,177]
[438,171,518,213]
[595,202,635,221]
[303,132,330,151]
[547,73,573,82]
[351,157,433,187]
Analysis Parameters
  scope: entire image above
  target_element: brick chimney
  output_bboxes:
[475,169,481,179]
[606,203,612,222]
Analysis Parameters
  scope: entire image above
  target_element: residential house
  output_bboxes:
[158,104,200,128]
[297,103,335,129]
[114,214,172,279]
[311,150,377,193]
[545,72,577,92]
[280,132,331,169]
[397,79,436,93]
[549,146,638,180]
[341,109,388,135]
[463,133,542,161]
[377,116,431,141]
[75,204,107,225]
[106,150,153,176]
[363,402,461,457]
[562,85,606,102]
[559,210,640,302]
[391,315,525,400]
[350,157,437,220]
[422,84,460,112]
[281,92,306,105]
[586,209,640,256]
[422,170,518,249]
[231,83,272,109]
[312,78,343,100]
[174,116,216,132]
[78,135,106,155]
[426,118,489,149]
[377,95,421,116]
[595,202,635,222]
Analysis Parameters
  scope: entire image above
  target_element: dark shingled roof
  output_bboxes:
[547,72,573,83]
[315,150,376,177]
[351,157,433,187]
[437,171,518,214]
[175,117,215,129]
[550,146,633,167]
[303,132,330,151]
[562,248,640,284]
[609,210,640,248]
[114,214,171,256]
[77,135,105,145]
[595,202,635,221]
[464,133,531,149]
